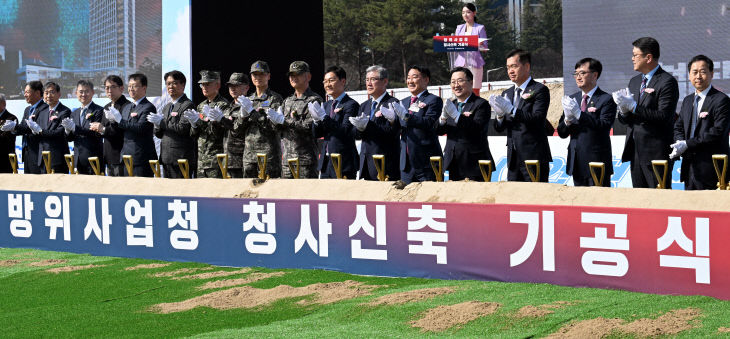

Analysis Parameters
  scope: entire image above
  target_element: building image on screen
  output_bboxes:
[0,0,162,100]
[562,0,729,134]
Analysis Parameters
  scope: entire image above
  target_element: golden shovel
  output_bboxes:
[712,154,728,190]
[177,159,190,179]
[589,162,606,187]
[524,160,540,182]
[478,160,493,182]
[373,154,387,181]
[216,154,231,179]
[257,153,269,180]
[123,155,134,177]
[430,156,444,182]
[88,157,102,176]
[64,154,75,174]
[149,160,161,178]
[287,158,300,179]
[42,151,53,174]
[651,160,669,189]
[8,153,18,174]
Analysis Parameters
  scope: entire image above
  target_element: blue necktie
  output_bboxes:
[457,102,465,114]
[369,101,377,120]
[639,76,647,100]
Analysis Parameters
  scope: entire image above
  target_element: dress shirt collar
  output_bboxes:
[514,77,532,92]
[134,97,146,106]
[643,65,660,83]
[582,86,598,99]
[412,90,427,99]
[457,93,473,104]
[696,84,712,98]
[372,92,387,105]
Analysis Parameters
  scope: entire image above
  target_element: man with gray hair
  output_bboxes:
[0,93,18,173]
[350,65,401,180]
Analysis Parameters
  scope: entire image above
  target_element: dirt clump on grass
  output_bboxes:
[0,260,22,266]
[719,327,730,333]
[125,263,171,270]
[12,251,36,257]
[198,272,286,290]
[515,301,577,318]
[150,267,214,278]
[28,259,68,267]
[366,287,456,306]
[172,268,251,280]
[411,301,501,332]
[151,280,380,313]
[46,264,105,274]
[546,308,701,338]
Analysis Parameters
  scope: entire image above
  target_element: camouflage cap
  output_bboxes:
[198,70,221,83]
[288,61,310,75]
[250,60,270,74]
[227,72,250,85]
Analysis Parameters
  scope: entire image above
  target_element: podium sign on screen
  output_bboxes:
[433,35,479,52]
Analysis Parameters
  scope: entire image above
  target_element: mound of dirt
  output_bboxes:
[46,264,105,274]
[171,268,251,280]
[515,301,577,318]
[28,259,68,267]
[150,280,380,314]
[366,287,456,306]
[125,263,171,270]
[410,301,501,332]
[198,272,286,290]
[546,308,701,338]
[149,267,214,278]
[6,174,730,213]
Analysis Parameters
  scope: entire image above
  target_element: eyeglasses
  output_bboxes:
[323,79,339,85]
[128,85,143,89]
[450,79,469,86]
[631,53,646,59]
[572,71,594,78]
[506,64,521,70]
[689,70,710,76]
[365,77,382,83]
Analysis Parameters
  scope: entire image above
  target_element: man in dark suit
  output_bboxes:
[62,80,104,175]
[490,49,552,182]
[1,81,47,174]
[104,73,157,177]
[91,75,131,176]
[148,70,196,178]
[437,67,493,181]
[11,82,71,174]
[390,65,443,183]
[670,55,730,190]
[0,94,18,173]
[311,66,359,179]
[349,65,401,181]
[613,37,679,188]
[557,58,616,187]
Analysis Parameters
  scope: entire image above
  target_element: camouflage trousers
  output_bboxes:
[244,161,282,179]
[280,161,318,179]
[198,167,222,178]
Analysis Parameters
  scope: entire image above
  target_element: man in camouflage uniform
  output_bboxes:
[184,70,229,178]
[240,60,284,178]
[220,72,249,178]
[267,61,322,179]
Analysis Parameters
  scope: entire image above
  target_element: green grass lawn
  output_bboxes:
[1,247,729,338]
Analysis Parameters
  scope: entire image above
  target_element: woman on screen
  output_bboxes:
[454,3,488,95]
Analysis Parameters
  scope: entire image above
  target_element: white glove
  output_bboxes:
[562,96,581,123]
[205,106,224,122]
[308,102,327,122]
[443,99,460,122]
[147,111,163,127]
[266,107,285,125]
[182,109,200,126]
[379,105,396,122]
[669,140,688,159]
[390,102,409,122]
[237,95,254,118]
[61,117,75,134]
[105,106,121,123]
[348,114,369,132]
[489,94,513,118]
[1,120,16,132]
[612,88,635,114]
[27,119,42,134]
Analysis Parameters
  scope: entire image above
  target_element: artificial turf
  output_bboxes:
[1,247,728,338]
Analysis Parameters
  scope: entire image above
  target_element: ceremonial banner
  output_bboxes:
[433,35,480,52]
[0,190,726,299]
